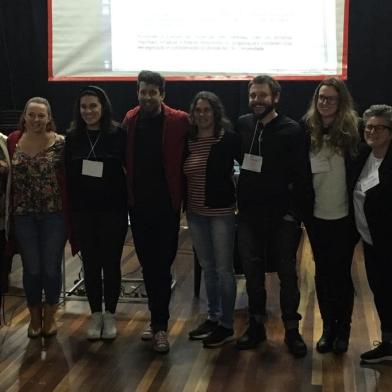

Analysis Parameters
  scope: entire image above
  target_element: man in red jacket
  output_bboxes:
[122,70,188,353]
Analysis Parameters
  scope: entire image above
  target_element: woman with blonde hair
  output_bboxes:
[8,97,67,338]
[303,78,360,354]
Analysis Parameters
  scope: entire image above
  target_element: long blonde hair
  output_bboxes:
[305,78,359,157]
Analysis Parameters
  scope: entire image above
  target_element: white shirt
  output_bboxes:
[311,140,348,220]
[353,152,383,245]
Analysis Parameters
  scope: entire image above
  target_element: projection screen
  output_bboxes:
[48,0,349,81]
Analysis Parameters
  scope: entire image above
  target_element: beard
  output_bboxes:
[251,102,276,121]
[139,100,161,118]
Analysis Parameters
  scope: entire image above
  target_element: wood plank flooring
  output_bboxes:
[0,222,391,392]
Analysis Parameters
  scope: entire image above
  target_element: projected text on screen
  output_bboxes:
[49,0,348,80]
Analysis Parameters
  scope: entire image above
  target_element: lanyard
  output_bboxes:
[248,121,264,156]
[86,132,101,160]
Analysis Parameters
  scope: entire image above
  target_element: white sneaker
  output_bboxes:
[102,312,117,340]
[87,312,103,340]
[141,326,153,341]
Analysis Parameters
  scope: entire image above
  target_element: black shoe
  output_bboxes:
[333,324,350,354]
[236,319,266,350]
[316,324,336,353]
[189,320,218,340]
[360,342,392,364]
[285,329,307,358]
[203,325,234,348]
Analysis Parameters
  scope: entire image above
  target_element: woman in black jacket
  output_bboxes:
[350,104,392,364]
[65,86,128,341]
[184,91,240,348]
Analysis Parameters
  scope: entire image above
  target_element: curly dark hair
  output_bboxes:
[188,91,232,140]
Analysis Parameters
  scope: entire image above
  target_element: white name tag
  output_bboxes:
[82,159,103,178]
[361,172,379,192]
[242,153,263,173]
[310,156,331,173]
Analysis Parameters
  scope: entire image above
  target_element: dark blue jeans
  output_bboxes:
[14,212,67,306]
[238,213,302,329]
[187,212,237,329]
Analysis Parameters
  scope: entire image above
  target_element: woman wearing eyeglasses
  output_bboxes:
[349,105,392,364]
[302,78,360,354]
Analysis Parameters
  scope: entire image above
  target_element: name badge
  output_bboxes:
[310,156,330,173]
[242,153,263,173]
[361,172,379,192]
[82,159,103,178]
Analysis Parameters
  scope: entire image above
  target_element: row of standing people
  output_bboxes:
[188,74,392,365]
[0,71,390,364]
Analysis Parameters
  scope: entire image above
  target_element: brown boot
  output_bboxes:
[43,303,59,337]
[27,305,42,338]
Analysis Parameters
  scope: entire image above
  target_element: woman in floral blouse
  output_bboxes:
[8,97,67,338]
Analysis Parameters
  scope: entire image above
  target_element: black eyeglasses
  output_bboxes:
[317,94,339,105]
[364,124,392,133]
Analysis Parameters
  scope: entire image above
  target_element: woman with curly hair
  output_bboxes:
[303,78,360,354]
[184,91,240,348]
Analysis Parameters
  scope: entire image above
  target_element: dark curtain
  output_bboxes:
[0,0,391,131]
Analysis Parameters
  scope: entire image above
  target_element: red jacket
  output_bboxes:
[122,104,189,211]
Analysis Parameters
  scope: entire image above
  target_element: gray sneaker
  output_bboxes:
[153,330,170,353]
[141,326,153,341]
[87,312,103,340]
[102,312,117,340]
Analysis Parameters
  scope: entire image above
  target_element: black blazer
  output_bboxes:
[348,142,392,255]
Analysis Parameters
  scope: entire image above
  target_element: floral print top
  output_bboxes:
[12,136,64,215]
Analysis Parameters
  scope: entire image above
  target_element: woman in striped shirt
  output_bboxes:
[184,91,240,348]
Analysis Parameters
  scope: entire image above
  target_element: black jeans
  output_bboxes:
[363,242,392,339]
[238,213,302,329]
[306,216,355,326]
[73,211,128,313]
[129,206,180,332]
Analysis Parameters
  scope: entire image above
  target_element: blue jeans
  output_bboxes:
[14,212,67,306]
[187,212,237,329]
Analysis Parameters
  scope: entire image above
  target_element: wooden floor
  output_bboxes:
[0,222,391,392]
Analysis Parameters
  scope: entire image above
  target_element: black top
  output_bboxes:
[204,130,241,208]
[133,112,172,209]
[236,113,313,222]
[65,126,127,212]
[348,142,392,255]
